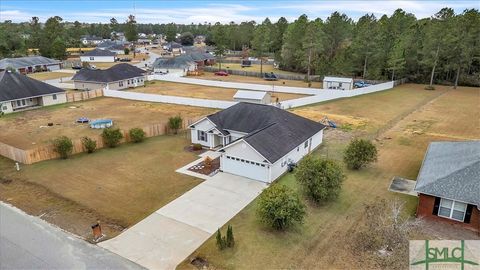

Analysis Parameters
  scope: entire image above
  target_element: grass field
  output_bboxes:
[218,62,303,76]
[178,85,479,269]
[27,72,73,81]
[0,135,202,240]
[0,97,215,149]
[198,72,323,88]
[132,81,308,101]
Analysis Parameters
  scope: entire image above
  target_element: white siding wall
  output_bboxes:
[222,141,266,162]
[190,119,216,148]
[41,93,67,106]
[270,129,324,182]
[80,56,116,63]
[1,101,13,114]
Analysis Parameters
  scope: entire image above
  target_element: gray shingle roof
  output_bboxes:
[152,55,195,69]
[207,103,326,163]
[82,49,116,57]
[72,63,145,83]
[414,141,480,206]
[0,71,65,102]
[0,56,61,70]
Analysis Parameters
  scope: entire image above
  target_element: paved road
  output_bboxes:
[99,161,266,270]
[0,202,144,270]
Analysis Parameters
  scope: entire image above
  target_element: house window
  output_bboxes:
[21,99,26,106]
[438,198,467,222]
[16,100,21,106]
[304,140,309,148]
[197,130,207,142]
[119,81,124,87]
[52,94,57,100]
[297,147,299,151]
[89,57,94,60]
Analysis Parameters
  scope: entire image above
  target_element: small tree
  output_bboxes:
[295,156,346,203]
[81,136,97,153]
[168,115,183,134]
[53,136,73,159]
[216,229,226,250]
[256,184,305,230]
[129,128,146,143]
[343,139,378,170]
[226,225,235,248]
[124,47,130,55]
[102,128,123,148]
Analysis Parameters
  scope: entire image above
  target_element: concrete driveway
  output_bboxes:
[0,202,144,270]
[99,172,266,270]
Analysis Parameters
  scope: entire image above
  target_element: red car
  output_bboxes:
[214,71,229,76]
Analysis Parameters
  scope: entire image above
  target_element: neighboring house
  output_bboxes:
[111,31,127,42]
[187,51,215,67]
[189,103,326,183]
[323,76,354,90]
[194,35,205,44]
[137,38,151,45]
[80,35,105,46]
[97,41,127,54]
[80,49,116,63]
[72,63,146,91]
[152,55,197,75]
[414,141,479,233]
[233,90,271,104]
[0,56,62,74]
[164,42,184,55]
[0,71,66,114]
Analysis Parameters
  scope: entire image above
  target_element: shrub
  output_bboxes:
[81,137,97,153]
[216,229,226,250]
[256,184,305,230]
[192,143,202,151]
[226,225,235,248]
[53,136,73,159]
[124,48,130,55]
[343,138,378,170]
[102,128,123,148]
[168,115,183,134]
[295,156,346,203]
[129,128,146,143]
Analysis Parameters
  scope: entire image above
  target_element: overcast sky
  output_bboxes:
[0,1,478,24]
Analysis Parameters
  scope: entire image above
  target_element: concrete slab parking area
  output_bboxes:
[99,173,266,270]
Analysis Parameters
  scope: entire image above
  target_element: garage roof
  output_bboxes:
[0,71,65,102]
[0,56,61,70]
[72,63,145,83]
[233,90,268,101]
[82,48,117,57]
[209,103,326,163]
[414,141,480,206]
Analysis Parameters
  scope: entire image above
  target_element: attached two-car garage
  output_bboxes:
[221,155,270,182]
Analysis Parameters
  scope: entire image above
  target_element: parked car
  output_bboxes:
[72,65,82,70]
[354,81,371,88]
[214,71,229,76]
[119,58,132,62]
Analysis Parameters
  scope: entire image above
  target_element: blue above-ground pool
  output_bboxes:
[90,119,113,129]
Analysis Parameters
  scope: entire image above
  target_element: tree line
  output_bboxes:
[0,7,478,86]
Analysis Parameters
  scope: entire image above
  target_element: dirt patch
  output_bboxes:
[190,257,209,269]
[188,157,220,175]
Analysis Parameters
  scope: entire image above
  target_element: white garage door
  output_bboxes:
[222,156,269,182]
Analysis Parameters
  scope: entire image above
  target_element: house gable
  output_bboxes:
[222,139,268,164]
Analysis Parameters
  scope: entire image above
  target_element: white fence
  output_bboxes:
[104,89,235,109]
[150,74,321,95]
[281,81,395,108]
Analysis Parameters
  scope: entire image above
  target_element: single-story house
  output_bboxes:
[163,42,183,55]
[189,103,326,183]
[323,76,353,90]
[233,90,271,104]
[80,49,116,63]
[97,41,127,54]
[0,71,66,114]
[72,63,146,91]
[0,56,62,74]
[188,51,216,67]
[80,35,105,46]
[414,141,479,233]
[152,55,197,75]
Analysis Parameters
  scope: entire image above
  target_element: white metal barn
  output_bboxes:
[80,49,116,63]
[323,76,354,90]
[233,90,271,104]
[189,103,326,183]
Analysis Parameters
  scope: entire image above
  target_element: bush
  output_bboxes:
[343,138,378,170]
[168,115,183,134]
[81,137,97,153]
[124,48,130,55]
[129,128,146,143]
[53,136,73,159]
[216,229,226,250]
[226,225,235,248]
[256,184,305,230]
[192,143,202,151]
[102,128,123,148]
[295,156,346,203]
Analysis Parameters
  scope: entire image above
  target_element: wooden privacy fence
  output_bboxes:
[1,118,200,165]
[66,88,104,103]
